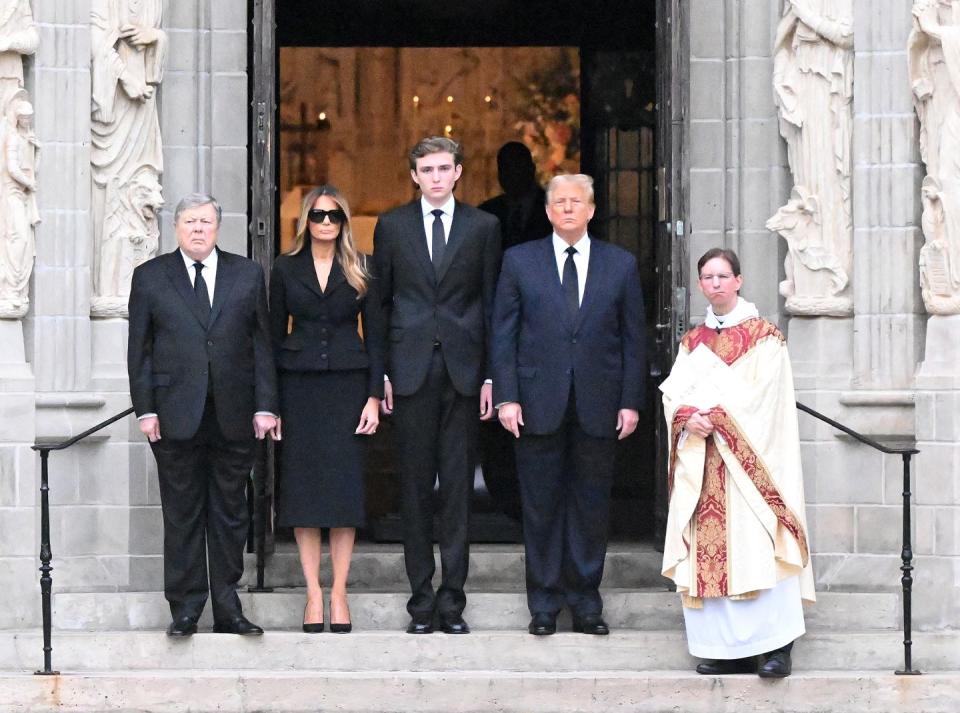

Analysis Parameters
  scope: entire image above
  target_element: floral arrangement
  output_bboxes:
[513,52,581,182]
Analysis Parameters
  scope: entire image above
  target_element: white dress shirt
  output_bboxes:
[421,195,455,259]
[552,232,590,306]
[181,247,218,307]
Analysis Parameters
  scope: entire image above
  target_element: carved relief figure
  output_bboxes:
[910,0,960,314]
[0,93,39,317]
[768,0,854,316]
[0,0,38,110]
[90,0,166,317]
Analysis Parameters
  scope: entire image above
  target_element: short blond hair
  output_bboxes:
[546,174,595,205]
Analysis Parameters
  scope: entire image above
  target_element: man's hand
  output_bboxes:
[253,414,278,440]
[616,409,640,441]
[479,383,494,421]
[381,379,394,414]
[498,402,524,438]
[270,417,282,441]
[685,410,715,439]
[139,416,161,443]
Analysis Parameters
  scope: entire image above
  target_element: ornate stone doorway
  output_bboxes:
[250,0,687,544]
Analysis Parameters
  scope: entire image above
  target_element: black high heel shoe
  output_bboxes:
[329,596,352,634]
[302,603,324,633]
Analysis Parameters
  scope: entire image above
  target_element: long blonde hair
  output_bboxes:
[287,185,370,297]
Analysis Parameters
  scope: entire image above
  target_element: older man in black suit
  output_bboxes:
[373,137,501,635]
[492,174,646,636]
[127,193,279,637]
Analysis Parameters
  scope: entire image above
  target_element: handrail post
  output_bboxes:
[35,448,58,676]
[896,452,921,675]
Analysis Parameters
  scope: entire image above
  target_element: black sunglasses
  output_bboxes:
[307,208,347,225]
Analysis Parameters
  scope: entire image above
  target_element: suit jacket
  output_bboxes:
[268,248,386,398]
[127,247,279,441]
[491,236,647,438]
[372,199,501,396]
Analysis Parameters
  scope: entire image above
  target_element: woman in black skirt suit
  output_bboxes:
[269,185,385,633]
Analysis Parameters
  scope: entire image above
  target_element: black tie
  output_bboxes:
[193,261,211,320]
[431,209,446,274]
[562,246,579,321]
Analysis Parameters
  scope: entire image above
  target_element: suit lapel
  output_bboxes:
[209,249,239,328]
[437,200,467,283]
[324,256,348,296]
[291,246,324,298]
[574,238,603,334]
[406,202,436,286]
[540,238,575,333]
[163,249,210,330]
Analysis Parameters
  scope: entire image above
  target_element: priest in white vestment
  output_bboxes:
[660,248,815,678]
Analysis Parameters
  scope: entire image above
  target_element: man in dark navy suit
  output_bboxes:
[373,137,501,634]
[492,174,646,636]
[128,193,279,637]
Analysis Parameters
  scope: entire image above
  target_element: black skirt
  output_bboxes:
[276,369,368,528]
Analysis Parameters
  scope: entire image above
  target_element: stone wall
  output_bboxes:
[0,0,250,627]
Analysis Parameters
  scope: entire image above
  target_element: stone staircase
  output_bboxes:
[2,543,958,712]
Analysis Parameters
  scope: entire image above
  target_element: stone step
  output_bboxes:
[238,542,669,590]
[1,669,958,713]
[2,630,957,673]
[50,590,902,633]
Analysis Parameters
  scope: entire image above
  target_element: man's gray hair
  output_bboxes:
[546,174,595,205]
[174,193,222,225]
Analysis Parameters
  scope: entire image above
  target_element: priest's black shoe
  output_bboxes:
[572,614,610,635]
[439,613,470,634]
[406,613,433,634]
[212,615,264,636]
[758,649,792,678]
[166,616,197,638]
[695,657,757,675]
[528,612,557,636]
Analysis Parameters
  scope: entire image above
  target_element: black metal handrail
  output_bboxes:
[796,401,921,676]
[31,406,135,675]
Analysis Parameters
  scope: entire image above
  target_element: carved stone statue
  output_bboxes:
[910,0,960,314]
[0,0,37,110]
[768,0,854,316]
[90,0,166,317]
[0,92,39,317]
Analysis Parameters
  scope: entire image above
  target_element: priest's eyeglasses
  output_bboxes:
[699,273,735,283]
[307,208,347,225]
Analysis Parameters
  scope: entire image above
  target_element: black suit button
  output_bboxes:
[320,354,327,360]
[320,340,328,347]
[206,340,213,346]
[571,338,577,344]
[566,368,573,375]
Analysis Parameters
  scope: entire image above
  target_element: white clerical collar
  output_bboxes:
[705,296,759,331]
[421,195,455,218]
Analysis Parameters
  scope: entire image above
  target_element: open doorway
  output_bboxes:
[253,0,681,544]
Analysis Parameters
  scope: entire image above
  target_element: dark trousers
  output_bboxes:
[514,393,616,617]
[393,348,476,617]
[150,396,256,622]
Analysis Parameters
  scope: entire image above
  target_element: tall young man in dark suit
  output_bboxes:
[492,174,646,636]
[373,137,501,634]
[127,193,279,637]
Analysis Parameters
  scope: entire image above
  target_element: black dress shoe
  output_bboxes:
[758,649,792,678]
[212,615,264,636]
[439,614,470,634]
[695,657,757,675]
[528,612,557,636]
[406,613,433,634]
[572,614,610,635]
[166,616,197,638]
[302,622,325,633]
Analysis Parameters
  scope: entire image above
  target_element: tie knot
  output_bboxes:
[431,209,444,219]
[565,246,578,257]
[193,261,204,273]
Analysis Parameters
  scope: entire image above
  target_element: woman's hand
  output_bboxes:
[356,397,380,435]
[685,410,715,439]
